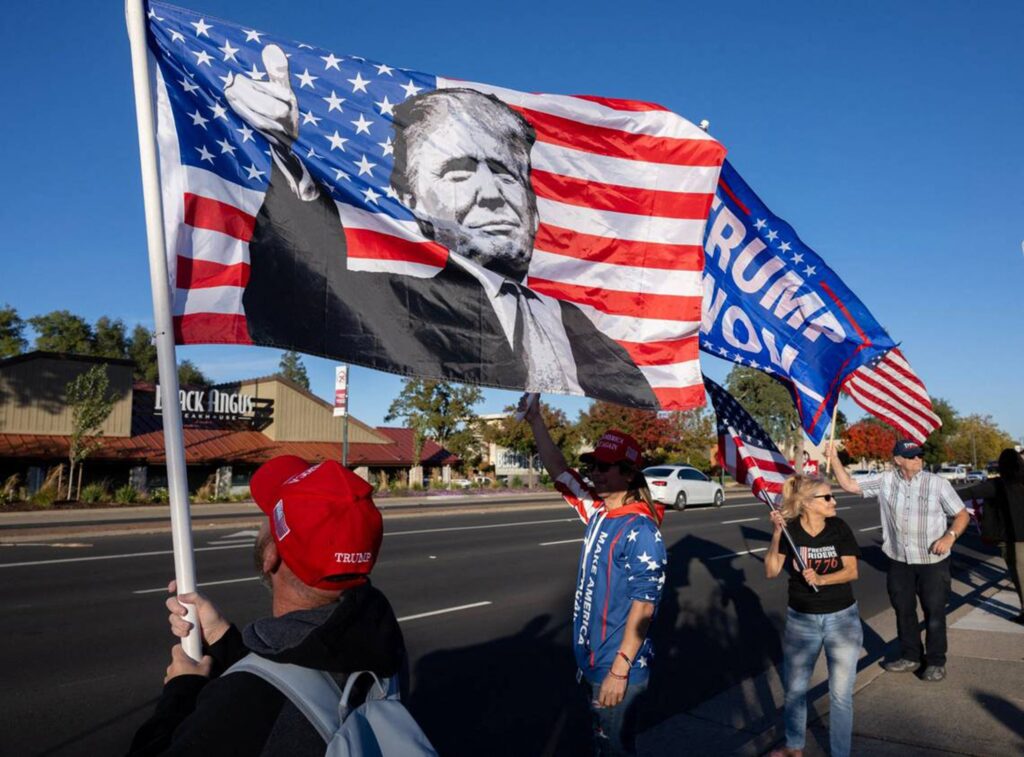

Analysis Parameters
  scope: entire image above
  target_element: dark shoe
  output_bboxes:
[921,665,947,682]
[882,658,920,673]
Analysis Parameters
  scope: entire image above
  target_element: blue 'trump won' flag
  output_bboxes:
[700,161,896,443]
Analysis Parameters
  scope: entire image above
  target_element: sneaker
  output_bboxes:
[921,665,947,682]
[882,658,920,673]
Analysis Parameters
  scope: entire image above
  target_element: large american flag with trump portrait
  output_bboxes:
[704,375,795,505]
[143,1,726,411]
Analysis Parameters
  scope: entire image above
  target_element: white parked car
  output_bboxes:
[643,465,724,511]
[937,465,968,484]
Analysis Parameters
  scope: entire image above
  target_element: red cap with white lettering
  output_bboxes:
[250,456,383,590]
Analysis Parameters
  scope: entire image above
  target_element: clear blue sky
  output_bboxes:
[2,0,1021,440]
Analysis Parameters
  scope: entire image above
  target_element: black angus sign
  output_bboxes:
[154,384,274,430]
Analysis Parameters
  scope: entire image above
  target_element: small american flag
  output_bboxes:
[842,348,941,444]
[704,376,795,504]
[145,2,726,410]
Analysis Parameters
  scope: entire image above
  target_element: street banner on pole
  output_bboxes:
[333,365,349,418]
[142,1,727,411]
[701,160,897,443]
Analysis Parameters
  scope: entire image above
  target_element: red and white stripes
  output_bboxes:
[451,79,724,410]
[843,348,942,444]
[723,430,795,504]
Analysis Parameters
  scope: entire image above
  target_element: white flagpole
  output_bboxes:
[125,0,202,661]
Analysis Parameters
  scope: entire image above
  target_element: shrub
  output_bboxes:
[29,487,56,509]
[149,487,169,504]
[510,476,523,488]
[81,482,110,504]
[0,474,22,506]
[114,485,139,505]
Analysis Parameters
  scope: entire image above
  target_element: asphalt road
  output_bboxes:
[0,491,979,756]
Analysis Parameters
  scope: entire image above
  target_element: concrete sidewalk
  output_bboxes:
[642,551,1024,756]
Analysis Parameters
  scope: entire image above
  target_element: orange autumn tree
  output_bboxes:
[841,419,897,464]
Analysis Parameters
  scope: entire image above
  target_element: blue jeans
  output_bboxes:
[587,678,647,756]
[782,603,863,757]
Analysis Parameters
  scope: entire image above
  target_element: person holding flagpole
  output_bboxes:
[765,475,863,757]
[518,394,665,757]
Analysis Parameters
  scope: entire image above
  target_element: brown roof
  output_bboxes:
[0,429,456,467]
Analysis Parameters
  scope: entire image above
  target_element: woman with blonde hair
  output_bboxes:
[766,475,863,757]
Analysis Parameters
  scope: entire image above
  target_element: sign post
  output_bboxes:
[334,366,350,467]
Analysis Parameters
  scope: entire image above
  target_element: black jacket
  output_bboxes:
[242,164,658,408]
[128,583,406,756]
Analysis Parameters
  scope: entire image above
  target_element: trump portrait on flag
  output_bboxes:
[146,2,727,411]
[227,47,657,406]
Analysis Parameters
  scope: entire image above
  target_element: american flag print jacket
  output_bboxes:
[555,469,667,685]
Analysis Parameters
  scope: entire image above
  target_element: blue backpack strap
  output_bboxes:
[227,653,341,743]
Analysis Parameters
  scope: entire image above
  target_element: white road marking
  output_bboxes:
[836,507,852,511]
[859,525,884,532]
[207,539,256,546]
[540,538,584,546]
[0,543,251,569]
[221,530,259,539]
[134,576,259,594]
[1,542,93,548]
[1,517,585,569]
[397,601,491,623]
[709,547,768,561]
[387,517,578,537]
[721,517,760,524]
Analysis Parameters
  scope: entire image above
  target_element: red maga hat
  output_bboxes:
[580,430,644,468]
[250,456,383,590]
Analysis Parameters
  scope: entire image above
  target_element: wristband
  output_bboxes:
[608,670,628,681]
[617,651,633,667]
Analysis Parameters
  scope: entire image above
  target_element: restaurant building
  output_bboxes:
[0,352,457,497]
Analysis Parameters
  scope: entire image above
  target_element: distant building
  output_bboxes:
[0,352,457,496]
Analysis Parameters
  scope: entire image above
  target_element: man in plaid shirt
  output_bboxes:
[830,439,969,682]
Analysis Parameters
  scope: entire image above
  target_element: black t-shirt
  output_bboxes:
[780,517,861,614]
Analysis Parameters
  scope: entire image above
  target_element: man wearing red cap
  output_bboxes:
[129,456,406,756]
[520,396,666,757]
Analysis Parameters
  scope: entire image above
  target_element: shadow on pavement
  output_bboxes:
[640,531,784,734]
[973,691,1024,739]
[407,612,592,757]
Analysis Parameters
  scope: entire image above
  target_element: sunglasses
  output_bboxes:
[812,493,835,502]
[584,461,626,473]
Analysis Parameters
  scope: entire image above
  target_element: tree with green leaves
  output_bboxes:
[177,360,210,387]
[725,366,801,455]
[385,379,482,463]
[65,364,117,500]
[0,304,27,358]
[93,317,129,360]
[29,310,94,354]
[922,397,958,467]
[665,408,717,470]
[485,402,580,483]
[946,414,1016,468]
[127,324,159,382]
[278,350,310,389]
